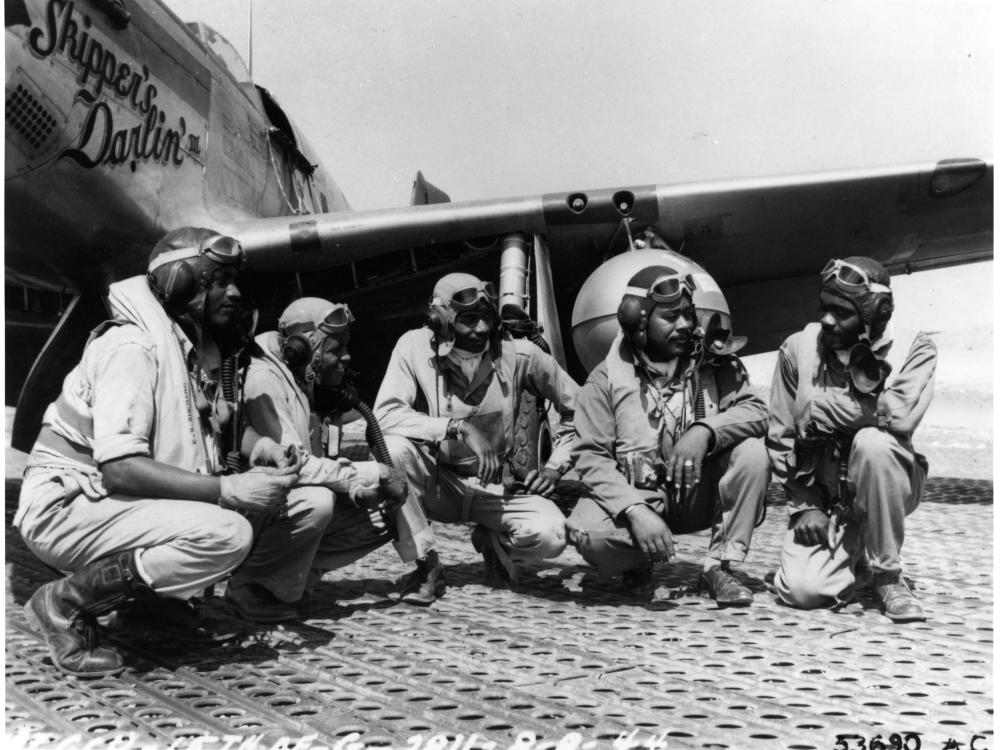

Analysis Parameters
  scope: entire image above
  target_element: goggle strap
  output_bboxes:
[148,246,201,272]
[430,285,498,309]
[148,236,244,273]
[624,285,651,297]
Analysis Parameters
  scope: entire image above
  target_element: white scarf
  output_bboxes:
[447,346,485,383]
[107,276,218,474]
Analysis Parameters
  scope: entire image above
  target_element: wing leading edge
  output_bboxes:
[232,157,992,279]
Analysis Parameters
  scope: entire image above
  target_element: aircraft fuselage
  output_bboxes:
[5,0,348,294]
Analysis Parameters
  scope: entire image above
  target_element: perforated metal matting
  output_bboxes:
[6,478,992,749]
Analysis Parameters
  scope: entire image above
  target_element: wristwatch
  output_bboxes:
[446,418,464,440]
[550,460,573,477]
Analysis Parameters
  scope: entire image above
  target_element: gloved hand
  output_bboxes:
[351,464,408,512]
[249,437,305,470]
[219,464,299,515]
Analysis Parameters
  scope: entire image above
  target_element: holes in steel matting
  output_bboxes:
[210,708,246,719]
[328,692,360,702]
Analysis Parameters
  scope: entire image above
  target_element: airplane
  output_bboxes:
[5,0,993,454]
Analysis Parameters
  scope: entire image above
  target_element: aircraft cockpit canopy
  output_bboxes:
[186,22,251,84]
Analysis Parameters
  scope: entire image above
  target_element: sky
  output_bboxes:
[166,0,993,211]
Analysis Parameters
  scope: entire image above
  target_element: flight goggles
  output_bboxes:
[624,272,696,305]
[284,304,355,337]
[821,259,891,295]
[430,281,498,311]
[147,234,246,273]
[316,304,354,334]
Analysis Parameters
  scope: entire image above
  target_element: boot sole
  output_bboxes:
[399,583,446,606]
[23,599,125,679]
[224,604,298,623]
[883,610,926,622]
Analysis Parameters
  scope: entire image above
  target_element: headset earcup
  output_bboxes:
[617,296,647,350]
[281,334,312,366]
[148,261,197,305]
[867,293,894,340]
[425,309,444,338]
[875,294,894,321]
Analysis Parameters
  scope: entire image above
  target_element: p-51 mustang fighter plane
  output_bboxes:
[5,0,993,452]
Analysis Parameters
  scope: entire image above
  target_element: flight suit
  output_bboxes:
[238,330,434,603]
[767,323,936,608]
[568,333,770,577]
[375,328,579,567]
[15,277,253,600]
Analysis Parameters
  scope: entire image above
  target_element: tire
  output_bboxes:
[509,391,552,481]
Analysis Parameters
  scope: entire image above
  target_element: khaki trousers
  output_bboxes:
[16,467,253,600]
[231,481,436,603]
[567,438,769,577]
[384,434,567,563]
[773,427,926,609]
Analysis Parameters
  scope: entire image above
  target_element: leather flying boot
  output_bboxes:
[110,591,243,643]
[224,581,299,623]
[24,550,146,677]
[398,550,445,606]
[621,561,656,597]
[471,524,517,583]
[873,571,925,622]
[699,565,753,607]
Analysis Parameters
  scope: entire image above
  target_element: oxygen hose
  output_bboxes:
[692,365,706,422]
[220,355,242,473]
[338,392,400,542]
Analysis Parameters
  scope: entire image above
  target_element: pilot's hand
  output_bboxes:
[353,464,408,511]
[666,424,712,493]
[792,509,830,547]
[219,465,299,516]
[523,467,562,497]
[459,422,500,484]
[249,437,305,470]
[625,504,675,563]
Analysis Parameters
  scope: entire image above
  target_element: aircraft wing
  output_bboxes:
[231,157,991,353]
[234,158,991,275]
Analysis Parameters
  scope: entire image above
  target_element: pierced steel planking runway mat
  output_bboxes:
[6,478,992,749]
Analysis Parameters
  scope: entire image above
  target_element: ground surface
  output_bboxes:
[5,466,993,749]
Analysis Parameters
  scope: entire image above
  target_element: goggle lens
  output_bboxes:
[646,273,695,304]
[202,235,245,265]
[822,259,870,292]
[449,282,497,309]
[317,304,354,334]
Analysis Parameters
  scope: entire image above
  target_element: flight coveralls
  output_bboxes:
[374,328,579,567]
[237,331,433,603]
[568,333,770,577]
[14,277,253,600]
[768,323,936,608]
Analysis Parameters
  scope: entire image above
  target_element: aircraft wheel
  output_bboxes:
[509,391,552,482]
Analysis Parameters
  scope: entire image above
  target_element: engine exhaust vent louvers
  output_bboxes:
[6,83,58,154]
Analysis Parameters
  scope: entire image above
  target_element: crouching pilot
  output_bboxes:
[232,297,416,620]
[374,273,580,599]
[768,257,935,621]
[15,227,298,677]
[567,263,770,604]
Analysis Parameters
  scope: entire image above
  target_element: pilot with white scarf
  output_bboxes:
[15,227,299,677]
